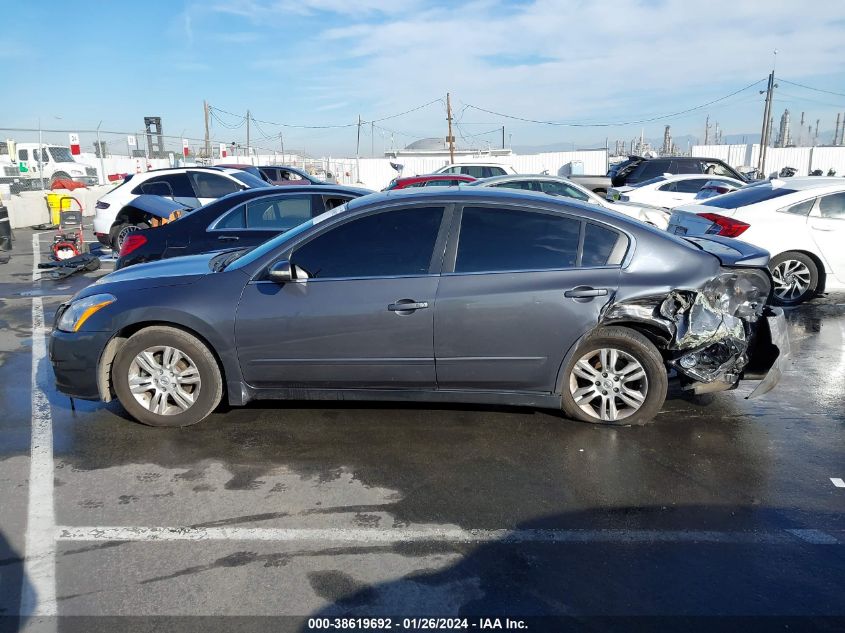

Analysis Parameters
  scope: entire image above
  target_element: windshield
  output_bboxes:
[700,186,796,209]
[49,147,75,163]
[231,171,272,188]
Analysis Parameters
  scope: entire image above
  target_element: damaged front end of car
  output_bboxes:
[602,267,788,397]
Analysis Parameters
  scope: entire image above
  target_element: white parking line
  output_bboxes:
[832,478,845,488]
[19,233,58,621]
[54,525,841,545]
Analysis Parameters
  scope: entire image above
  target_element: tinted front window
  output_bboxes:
[818,192,845,219]
[633,161,670,181]
[703,186,795,209]
[673,179,710,194]
[456,207,580,273]
[231,171,272,188]
[292,207,444,279]
[582,223,626,266]
[247,196,312,230]
[540,181,590,201]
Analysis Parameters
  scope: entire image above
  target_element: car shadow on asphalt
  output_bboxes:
[0,529,31,633]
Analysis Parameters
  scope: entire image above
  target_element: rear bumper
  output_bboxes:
[49,327,111,400]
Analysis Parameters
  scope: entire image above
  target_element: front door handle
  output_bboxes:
[218,235,239,242]
[564,286,608,298]
[388,299,429,313]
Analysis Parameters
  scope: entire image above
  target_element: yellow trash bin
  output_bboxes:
[46,193,62,226]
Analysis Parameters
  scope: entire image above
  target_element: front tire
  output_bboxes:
[112,326,223,427]
[769,251,818,306]
[560,326,667,426]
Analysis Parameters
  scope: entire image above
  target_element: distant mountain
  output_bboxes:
[512,132,768,154]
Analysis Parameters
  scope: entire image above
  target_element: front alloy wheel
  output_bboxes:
[112,326,223,427]
[128,345,202,415]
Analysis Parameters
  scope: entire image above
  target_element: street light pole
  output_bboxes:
[38,117,45,192]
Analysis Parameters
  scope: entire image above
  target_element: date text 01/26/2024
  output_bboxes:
[306,617,528,630]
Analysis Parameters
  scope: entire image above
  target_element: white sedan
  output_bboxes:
[666,177,845,305]
[467,174,673,228]
[608,174,745,209]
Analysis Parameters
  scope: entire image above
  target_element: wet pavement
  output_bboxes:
[0,228,843,632]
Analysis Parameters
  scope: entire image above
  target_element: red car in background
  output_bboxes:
[383,174,476,190]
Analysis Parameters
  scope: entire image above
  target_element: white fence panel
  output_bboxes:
[808,147,845,176]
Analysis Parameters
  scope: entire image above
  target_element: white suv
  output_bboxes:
[93,167,271,249]
[434,163,517,178]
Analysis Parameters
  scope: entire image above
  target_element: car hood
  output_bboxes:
[78,252,218,299]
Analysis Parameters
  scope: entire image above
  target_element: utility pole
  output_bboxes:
[371,121,374,157]
[203,100,210,160]
[502,126,505,150]
[96,120,105,185]
[356,115,362,183]
[704,115,711,145]
[835,114,841,146]
[37,117,45,192]
[246,109,250,162]
[280,133,284,165]
[757,71,776,176]
[840,113,845,145]
[446,92,455,164]
[814,119,820,146]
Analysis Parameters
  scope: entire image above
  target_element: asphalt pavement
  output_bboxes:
[0,228,843,633]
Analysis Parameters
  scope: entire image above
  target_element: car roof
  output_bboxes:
[470,174,572,184]
[761,176,845,190]
[441,162,512,167]
[400,174,474,181]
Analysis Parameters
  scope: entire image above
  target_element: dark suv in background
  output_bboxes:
[609,156,748,187]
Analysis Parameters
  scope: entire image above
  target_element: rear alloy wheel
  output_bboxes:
[560,326,667,426]
[112,326,222,427]
[769,252,818,306]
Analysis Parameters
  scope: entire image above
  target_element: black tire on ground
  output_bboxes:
[768,251,819,307]
[559,326,668,427]
[112,326,223,427]
[110,221,150,251]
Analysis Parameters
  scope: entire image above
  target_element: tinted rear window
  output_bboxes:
[701,186,795,209]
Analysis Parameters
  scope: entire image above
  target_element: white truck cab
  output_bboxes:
[13,143,98,189]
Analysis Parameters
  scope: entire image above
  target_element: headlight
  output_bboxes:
[57,294,116,332]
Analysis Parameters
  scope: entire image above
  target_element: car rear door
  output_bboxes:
[135,173,200,208]
[809,192,845,284]
[434,204,625,392]
[189,171,242,205]
[235,204,450,388]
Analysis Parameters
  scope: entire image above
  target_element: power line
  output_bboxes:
[777,78,845,98]
[208,98,443,130]
[461,78,767,127]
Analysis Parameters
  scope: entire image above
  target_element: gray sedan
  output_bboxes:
[50,188,786,428]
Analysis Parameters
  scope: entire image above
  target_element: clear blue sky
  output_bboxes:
[3,0,845,156]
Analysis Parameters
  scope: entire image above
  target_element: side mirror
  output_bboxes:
[268,260,294,283]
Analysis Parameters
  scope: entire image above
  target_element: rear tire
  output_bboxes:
[560,326,667,426]
[769,251,818,306]
[112,326,223,427]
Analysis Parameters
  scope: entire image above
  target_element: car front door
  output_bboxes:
[235,204,449,388]
[809,192,845,284]
[206,194,322,251]
[434,205,626,392]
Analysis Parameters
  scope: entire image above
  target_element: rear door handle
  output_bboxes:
[218,235,239,242]
[564,287,608,298]
[388,300,429,312]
